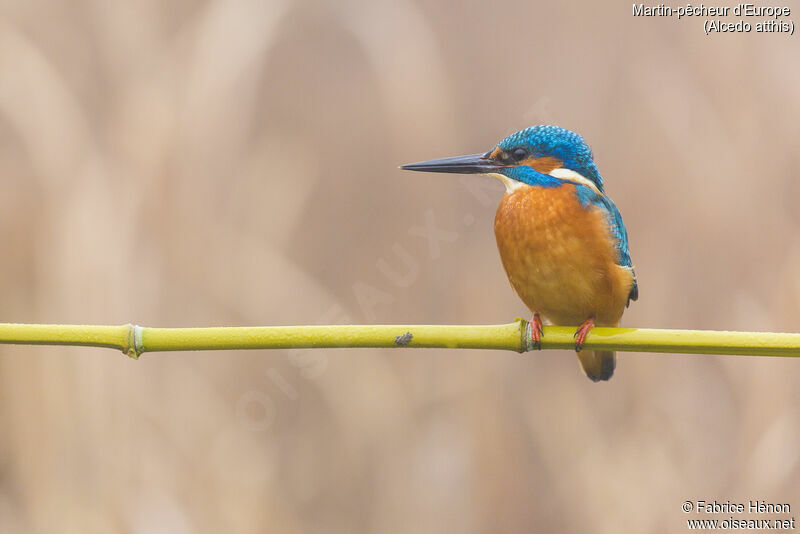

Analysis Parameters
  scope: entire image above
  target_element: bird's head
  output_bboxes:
[401,125,604,193]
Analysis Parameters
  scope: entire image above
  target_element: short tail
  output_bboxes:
[577,350,616,382]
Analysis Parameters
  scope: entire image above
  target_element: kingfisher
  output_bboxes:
[401,125,637,381]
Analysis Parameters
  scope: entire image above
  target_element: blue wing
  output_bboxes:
[575,185,638,305]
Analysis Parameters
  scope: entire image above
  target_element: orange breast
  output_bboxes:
[494,183,634,326]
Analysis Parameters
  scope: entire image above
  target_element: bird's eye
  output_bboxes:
[512,148,528,161]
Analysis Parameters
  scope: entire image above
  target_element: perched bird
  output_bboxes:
[402,125,637,381]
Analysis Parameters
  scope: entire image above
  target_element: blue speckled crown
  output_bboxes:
[498,125,604,191]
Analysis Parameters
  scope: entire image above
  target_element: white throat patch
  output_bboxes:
[488,172,526,193]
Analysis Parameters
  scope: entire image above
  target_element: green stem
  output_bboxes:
[0,321,798,359]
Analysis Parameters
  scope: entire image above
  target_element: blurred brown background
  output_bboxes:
[0,1,799,532]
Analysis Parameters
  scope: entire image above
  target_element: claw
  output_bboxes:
[574,317,595,352]
[525,313,544,351]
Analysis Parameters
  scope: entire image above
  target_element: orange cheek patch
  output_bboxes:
[523,156,562,174]
[489,149,563,173]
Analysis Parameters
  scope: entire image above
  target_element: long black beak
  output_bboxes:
[400,152,499,174]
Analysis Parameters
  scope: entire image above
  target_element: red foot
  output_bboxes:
[525,313,544,351]
[574,317,595,352]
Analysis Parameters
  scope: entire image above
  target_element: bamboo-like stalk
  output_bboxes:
[0,321,798,359]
